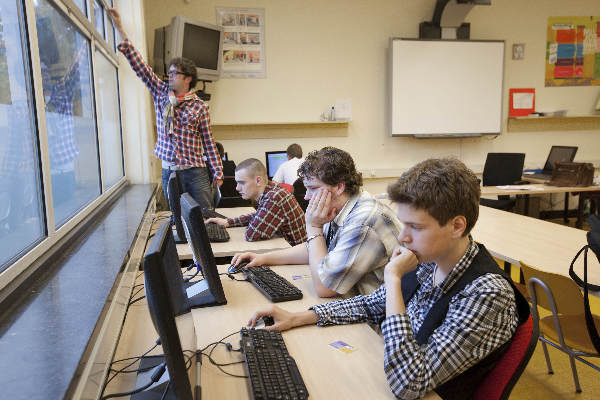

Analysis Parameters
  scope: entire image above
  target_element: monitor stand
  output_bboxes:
[182,280,226,312]
[130,355,173,400]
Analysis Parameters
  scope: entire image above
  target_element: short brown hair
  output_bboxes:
[298,147,362,196]
[169,57,198,90]
[286,143,302,159]
[236,158,267,179]
[387,158,480,236]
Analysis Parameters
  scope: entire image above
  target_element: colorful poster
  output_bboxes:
[216,8,265,78]
[545,16,600,86]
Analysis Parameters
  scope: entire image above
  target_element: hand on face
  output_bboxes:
[305,188,337,229]
[384,246,418,282]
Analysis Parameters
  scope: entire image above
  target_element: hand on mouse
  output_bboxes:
[247,305,318,332]
[231,252,265,268]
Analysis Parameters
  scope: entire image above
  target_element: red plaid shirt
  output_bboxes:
[117,40,223,180]
[227,182,306,246]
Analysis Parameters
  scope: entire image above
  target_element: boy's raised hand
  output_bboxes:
[384,246,418,282]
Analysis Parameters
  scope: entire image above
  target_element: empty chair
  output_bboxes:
[520,261,600,393]
[293,178,308,212]
[480,153,525,211]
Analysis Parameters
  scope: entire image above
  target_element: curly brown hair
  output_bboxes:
[298,147,362,196]
[387,158,480,236]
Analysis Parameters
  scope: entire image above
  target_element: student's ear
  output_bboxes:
[256,175,263,186]
[333,182,345,196]
[450,215,467,238]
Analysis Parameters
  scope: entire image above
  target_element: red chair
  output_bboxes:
[278,183,293,193]
[474,314,539,400]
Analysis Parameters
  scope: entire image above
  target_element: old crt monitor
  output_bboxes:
[154,16,223,81]
[265,151,287,179]
[179,192,227,308]
[139,221,195,400]
[167,171,187,244]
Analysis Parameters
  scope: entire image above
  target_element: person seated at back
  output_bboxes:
[247,158,530,399]
[215,141,236,177]
[206,158,306,246]
[231,147,402,297]
[272,143,304,185]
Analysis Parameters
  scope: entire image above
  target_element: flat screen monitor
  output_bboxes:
[482,153,525,186]
[167,171,187,244]
[169,16,223,82]
[265,151,287,179]
[543,146,578,173]
[140,221,195,400]
[179,193,227,308]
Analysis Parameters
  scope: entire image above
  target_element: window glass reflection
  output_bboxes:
[93,0,104,38]
[35,0,101,228]
[72,0,87,17]
[0,0,45,269]
[95,50,123,189]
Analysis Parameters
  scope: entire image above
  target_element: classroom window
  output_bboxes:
[72,0,87,17]
[105,13,115,51]
[93,0,104,39]
[35,0,101,228]
[95,49,124,189]
[0,0,46,270]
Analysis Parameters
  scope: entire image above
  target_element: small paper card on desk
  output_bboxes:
[329,340,357,354]
[292,274,311,280]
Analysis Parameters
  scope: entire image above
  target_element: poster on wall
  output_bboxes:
[216,7,265,78]
[545,16,600,87]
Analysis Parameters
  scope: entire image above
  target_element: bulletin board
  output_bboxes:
[545,16,600,87]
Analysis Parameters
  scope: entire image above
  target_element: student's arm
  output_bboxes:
[226,213,254,228]
[231,243,309,267]
[382,274,518,399]
[242,198,285,242]
[247,285,387,331]
[109,8,166,96]
[196,106,223,186]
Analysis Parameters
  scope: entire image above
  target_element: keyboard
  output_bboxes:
[203,208,227,219]
[243,266,303,302]
[206,222,230,242]
[240,328,309,400]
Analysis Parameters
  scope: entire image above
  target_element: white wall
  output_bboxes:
[130,0,600,183]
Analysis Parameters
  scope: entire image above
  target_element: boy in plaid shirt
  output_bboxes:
[206,159,306,246]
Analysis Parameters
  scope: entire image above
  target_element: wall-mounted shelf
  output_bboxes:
[507,115,600,132]
[210,121,349,140]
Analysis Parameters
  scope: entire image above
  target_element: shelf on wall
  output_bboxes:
[210,121,349,140]
[507,115,600,132]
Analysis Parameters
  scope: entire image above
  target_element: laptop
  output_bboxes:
[526,145,578,181]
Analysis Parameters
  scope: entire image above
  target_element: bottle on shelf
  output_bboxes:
[329,106,335,121]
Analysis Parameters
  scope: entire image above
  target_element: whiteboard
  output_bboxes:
[390,39,505,137]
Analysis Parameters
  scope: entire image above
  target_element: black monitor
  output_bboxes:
[265,151,287,179]
[167,171,187,244]
[543,146,578,173]
[179,192,227,308]
[482,153,525,186]
[139,221,195,400]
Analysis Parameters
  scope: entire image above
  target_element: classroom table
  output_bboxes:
[482,182,600,227]
[190,264,441,400]
[472,205,600,285]
[175,206,291,259]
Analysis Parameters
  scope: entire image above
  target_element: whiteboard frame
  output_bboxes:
[389,38,505,138]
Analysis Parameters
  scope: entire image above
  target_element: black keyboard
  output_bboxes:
[203,208,227,219]
[240,328,309,400]
[206,223,230,242]
[243,266,303,302]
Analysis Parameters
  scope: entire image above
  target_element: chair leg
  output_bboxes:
[541,340,554,374]
[568,354,582,393]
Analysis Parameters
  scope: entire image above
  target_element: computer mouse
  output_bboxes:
[227,261,248,274]
[252,316,275,329]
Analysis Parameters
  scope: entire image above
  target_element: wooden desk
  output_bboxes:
[191,264,440,399]
[472,206,600,285]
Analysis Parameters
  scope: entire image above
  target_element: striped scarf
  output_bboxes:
[162,90,196,136]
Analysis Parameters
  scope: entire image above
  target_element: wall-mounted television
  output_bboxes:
[154,16,224,82]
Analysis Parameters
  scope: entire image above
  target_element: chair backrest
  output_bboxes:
[482,153,526,186]
[474,314,539,400]
[520,261,584,315]
[278,183,293,193]
[292,178,308,212]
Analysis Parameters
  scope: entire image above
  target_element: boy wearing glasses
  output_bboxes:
[109,9,223,210]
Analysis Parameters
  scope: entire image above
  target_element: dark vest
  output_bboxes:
[400,243,530,400]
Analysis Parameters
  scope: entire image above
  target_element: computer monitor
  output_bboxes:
[179,192,227,308]
[265,151,287,179]
[154,16,224,82]
[482,153,526,186]
[140,221,195,400]
[543,146,578,173]
[167,171,187,244]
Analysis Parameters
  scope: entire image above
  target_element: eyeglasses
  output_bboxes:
[168,70,187,77]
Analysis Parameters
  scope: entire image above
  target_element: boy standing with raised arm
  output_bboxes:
[247,158,529,399]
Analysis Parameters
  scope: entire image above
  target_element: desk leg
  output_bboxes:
[564,193,569,223]
[576,193,585,229]
[503,261,511,277]
[524,194,530,216]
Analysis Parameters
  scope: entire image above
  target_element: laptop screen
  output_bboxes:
[543,146,578,172]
